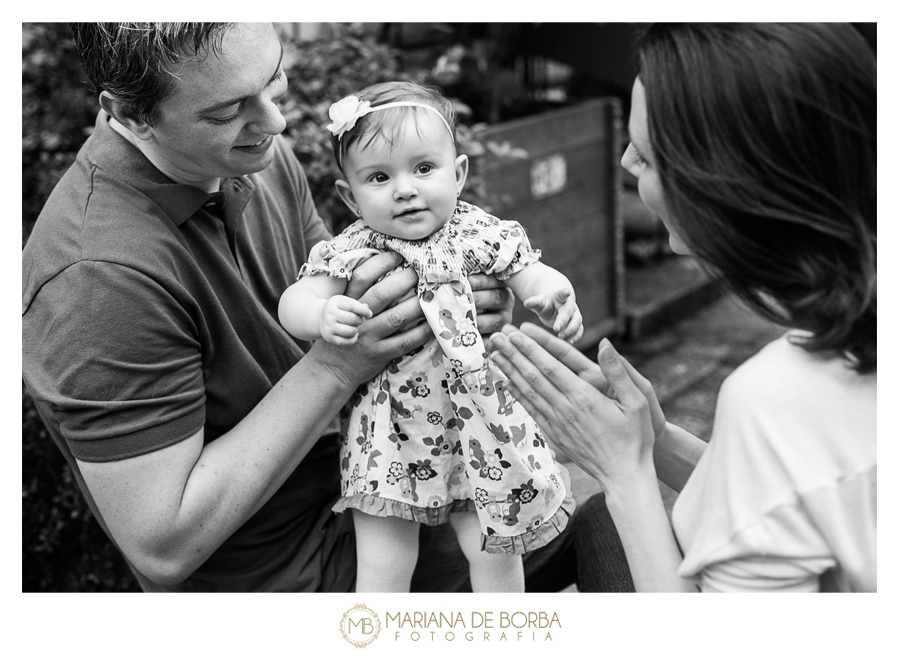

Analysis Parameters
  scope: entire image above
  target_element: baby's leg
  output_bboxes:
[352,510,420,592]
[450,512,525,592]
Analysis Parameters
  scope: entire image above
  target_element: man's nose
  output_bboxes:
[247,96,286,136]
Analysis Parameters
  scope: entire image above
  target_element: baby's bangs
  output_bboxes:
[356,105,449,154]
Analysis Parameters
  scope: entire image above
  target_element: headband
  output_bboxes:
[325,95,455,143]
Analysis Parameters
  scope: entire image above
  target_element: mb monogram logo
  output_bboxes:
[339,604,382,648]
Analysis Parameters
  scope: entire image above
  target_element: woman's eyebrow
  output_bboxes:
[197,44,284,115]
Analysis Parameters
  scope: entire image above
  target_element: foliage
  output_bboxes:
[22,23,139,592]
[22,388,139,592]
[22,23,98,248]
[279,23,516,234]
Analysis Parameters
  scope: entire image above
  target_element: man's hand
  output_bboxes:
[469,272,514,335]
[318,295,372,345]
[524,288,584,343]
[314,252,431,387]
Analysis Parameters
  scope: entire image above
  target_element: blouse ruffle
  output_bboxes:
[298,201,541,283]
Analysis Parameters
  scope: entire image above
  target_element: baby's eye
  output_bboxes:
[369,173,389,183]
[416,163,434,175]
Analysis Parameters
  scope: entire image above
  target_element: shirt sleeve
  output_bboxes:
[22,260,206,462]
[481,218,541,280]
[673,367,837,592]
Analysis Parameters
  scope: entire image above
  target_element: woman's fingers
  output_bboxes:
[596,338,647,410]
[489,328,591,418]
[517,323,606,390]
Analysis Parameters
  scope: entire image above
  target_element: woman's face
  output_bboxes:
[621,78,690,255]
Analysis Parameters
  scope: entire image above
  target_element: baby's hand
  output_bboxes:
[523,288,584,343]
[319,295,373,345]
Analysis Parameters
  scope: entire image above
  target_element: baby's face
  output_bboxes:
[340,112,468,241]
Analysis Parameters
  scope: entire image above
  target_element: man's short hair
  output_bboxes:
[71,22,236,126]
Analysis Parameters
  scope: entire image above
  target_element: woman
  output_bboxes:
[489,23,876,592]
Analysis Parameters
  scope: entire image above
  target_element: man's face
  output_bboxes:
[142,23,287,188]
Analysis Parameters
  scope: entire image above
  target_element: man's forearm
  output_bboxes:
[80,347,355,585]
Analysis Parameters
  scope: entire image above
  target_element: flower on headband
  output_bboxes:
[326,96,371,140]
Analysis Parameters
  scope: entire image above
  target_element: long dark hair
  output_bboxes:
[637,23,876,373]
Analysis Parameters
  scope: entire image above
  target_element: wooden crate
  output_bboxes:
[475,98,626,348]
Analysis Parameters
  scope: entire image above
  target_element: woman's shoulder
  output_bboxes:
[714,333,875,486]
[721,333,875,410]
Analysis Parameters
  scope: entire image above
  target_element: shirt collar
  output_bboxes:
[86,110,254,226]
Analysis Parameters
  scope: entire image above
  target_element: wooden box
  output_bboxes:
[475,98,626,348]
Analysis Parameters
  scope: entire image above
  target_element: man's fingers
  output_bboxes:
[345,252,403,294]
[375,319,432,358]
[356,267,418,315]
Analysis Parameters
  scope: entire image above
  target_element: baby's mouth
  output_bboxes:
[396,207,425,218]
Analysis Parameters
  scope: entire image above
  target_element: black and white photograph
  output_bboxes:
[17,12,889,656]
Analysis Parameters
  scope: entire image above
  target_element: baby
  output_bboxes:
[279,81,581,592]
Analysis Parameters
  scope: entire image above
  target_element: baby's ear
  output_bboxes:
[454,154,469,196]
[335,179,360,216]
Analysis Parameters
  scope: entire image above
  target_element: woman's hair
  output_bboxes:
[636,23,876,373]
[71,22,236,126]
[331,81,458,171]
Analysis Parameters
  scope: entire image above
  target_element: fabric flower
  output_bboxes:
[326,96,371,139]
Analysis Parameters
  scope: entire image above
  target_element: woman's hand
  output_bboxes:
[469,273,514,335]
[311,252,431,386]
[488,323,659,490]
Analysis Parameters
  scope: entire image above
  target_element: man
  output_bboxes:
[22,22,631,592]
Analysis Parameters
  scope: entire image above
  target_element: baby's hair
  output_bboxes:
[637,23,876,373]
[331,81,458,172]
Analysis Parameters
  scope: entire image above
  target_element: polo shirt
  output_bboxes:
[22,111,355,592]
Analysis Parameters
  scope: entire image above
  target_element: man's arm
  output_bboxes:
[79,253,430,586]
[77,348,352,585]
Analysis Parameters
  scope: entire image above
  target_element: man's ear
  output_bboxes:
[99,91,153,140]
[335,179,361,217]
[454,154,469,197]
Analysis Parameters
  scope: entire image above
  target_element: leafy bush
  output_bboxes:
[22,23,139,592]
[22,23,98,247]
[280,23,503,234]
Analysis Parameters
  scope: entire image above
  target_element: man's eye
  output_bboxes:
[207,106,242,125]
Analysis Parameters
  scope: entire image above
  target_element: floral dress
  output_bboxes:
[299,201,575,554]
